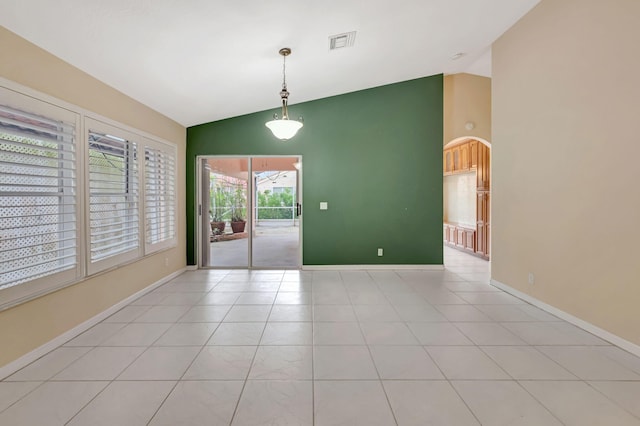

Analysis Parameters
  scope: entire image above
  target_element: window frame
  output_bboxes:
[0,85,83,309]
[143,138,178,254]
[84,118,143,276]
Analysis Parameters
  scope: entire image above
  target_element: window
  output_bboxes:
[0,85,178,308]
[144,142,177,252]
[0,87,79,306]
[86,119,140,273]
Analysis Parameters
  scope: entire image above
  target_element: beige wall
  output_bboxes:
[444,73,491,144]
[492,0,640,345]
[0,27,187,367]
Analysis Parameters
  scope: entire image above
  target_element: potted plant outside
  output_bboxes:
[230,187,246,233]
[209,187,227,234]
[210,212,226,234]
[230,215,246,233]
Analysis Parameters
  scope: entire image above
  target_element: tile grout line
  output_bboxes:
[227,273,280,425]
[309,275,315,426]
[582,380,640,422]
[143,278,230,425]
[351,270,399,426]
[129,277,229,425]
[445,260,575,425]
[382,269,485,425]
[427,268,492,426]
[62,304,181,426]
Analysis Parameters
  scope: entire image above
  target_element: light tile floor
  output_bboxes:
[2,247,640,425]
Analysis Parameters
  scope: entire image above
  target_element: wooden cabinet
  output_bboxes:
[456,228,465,248]
[443,150,453,175]
[452,147,460,171]
[476,191,490,259]
[460,143,470,171]
[476,143,490,191]
[443,139,490,260]
[464,229,475,252]
[469,140,478,168]
[443,140,476,174]
[444,222,476,253]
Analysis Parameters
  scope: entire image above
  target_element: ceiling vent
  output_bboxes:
[329,31,356,50]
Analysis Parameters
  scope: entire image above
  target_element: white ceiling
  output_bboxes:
[0,0,539,127]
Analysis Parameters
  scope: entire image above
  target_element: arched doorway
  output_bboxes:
[443,137,491,260]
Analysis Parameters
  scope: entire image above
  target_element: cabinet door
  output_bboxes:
[484,193,490,257]
[443,150,453,174]
[476,225,485,256]
[476,192,490,258]
[477,144,490,190]
[464,229,475,251]
[476,192,484,255]
[484,147,490,189]
[470,140,479,168]
[476,145,484,188]
[460,143,470,171]
[456,228,465,247]
[452,147,460,172]
[484,223,490,257]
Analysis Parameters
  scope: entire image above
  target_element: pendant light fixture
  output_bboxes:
[265,48,303,140]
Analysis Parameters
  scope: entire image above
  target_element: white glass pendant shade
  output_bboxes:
[265,119,303,140]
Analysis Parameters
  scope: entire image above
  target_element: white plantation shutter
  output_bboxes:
[1,85,180,308]
[0,97,79,299]
[144,142,176,252]
[87,122,140,273]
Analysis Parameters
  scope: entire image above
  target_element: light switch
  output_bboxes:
[320,202,328,210]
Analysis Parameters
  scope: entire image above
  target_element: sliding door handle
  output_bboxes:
[296,203,302,217]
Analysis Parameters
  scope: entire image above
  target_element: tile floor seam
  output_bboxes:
[309,277,316,426]
[513,379,579,426]
[227,285,277,425]
[143,379,181,424]
[589,345,640,372]
[61,380,112,425]
[0,381,45,416]
[584,380,640,421]
[354,305,401,425]
[141,320,224,423]
[445,379,484,425]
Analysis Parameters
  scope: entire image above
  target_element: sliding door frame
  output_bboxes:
[196,155,302,269]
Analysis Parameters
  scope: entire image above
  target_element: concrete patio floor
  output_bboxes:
[209,222,300,268]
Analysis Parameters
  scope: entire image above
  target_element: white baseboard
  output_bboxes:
[0,268,186,380]
[187,265,445,271]
[490,278,640,358]
[302,264,445,271]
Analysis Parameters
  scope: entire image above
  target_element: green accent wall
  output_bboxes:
[186,75,443,266]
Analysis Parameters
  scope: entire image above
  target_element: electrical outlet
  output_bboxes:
[528,272,535,285]
[377,248,383,256]
[165,257,169,267]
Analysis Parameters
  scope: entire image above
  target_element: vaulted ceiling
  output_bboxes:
[1,0,539,127]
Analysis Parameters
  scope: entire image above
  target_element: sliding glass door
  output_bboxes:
[201,157,249,268]
[251,157,300,268]
[198,156,301,269]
